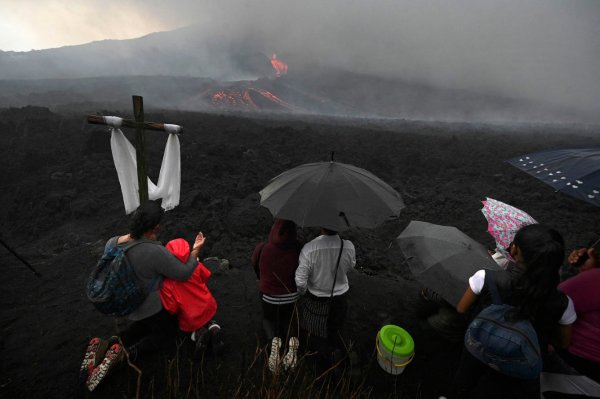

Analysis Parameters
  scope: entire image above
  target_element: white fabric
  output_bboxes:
[540,372,600,397]
[103,116,123,128]
[469,270,487,295]
[262,292,299,305]
[295,234,356,297]
[110,128,181,214]
[560,296,577,325]
[491,250,510,270]
[468,269,577,325]
[163,123,182,134]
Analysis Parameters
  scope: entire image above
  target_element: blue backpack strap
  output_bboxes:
[484,271,503,305]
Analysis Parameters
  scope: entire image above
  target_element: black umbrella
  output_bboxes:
[397,221,502,307]
[507,148,600,207]
[259,161,404,231]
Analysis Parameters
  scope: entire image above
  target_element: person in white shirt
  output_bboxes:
[295,228,356,367]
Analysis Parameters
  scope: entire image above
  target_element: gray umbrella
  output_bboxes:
[259,161,404,231]
[397,220,502,307]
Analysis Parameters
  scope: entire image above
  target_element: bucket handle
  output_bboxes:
[375,335,415,367]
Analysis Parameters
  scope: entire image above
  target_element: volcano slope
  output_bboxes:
[0,106,599,398]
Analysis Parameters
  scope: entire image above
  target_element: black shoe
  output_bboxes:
[209,324,224,357]
[193,327,209,358]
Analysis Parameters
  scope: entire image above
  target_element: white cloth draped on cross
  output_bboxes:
[104,116,181,214]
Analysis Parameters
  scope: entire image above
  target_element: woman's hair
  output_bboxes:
[511,224,565,320]
[129,200,164,239]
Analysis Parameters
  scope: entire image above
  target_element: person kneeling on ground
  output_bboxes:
[161,235,224,359]
[80,201,203,391]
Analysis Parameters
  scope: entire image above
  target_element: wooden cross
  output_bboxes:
[87,95,183,204]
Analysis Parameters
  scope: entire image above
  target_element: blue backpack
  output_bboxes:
[86,241,151,317]
[464,273,542,380]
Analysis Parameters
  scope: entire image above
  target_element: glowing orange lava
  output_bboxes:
[211,87,297,111]
[271,54,288,77]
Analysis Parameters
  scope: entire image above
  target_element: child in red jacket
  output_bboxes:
[161,235,224,356]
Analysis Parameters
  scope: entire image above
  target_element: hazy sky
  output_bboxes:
[1,0,599,111]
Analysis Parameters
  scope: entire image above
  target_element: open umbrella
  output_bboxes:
[481,197,537,261]
[507,148,600,207]
[259,161,404,231]
[397,221,502,307]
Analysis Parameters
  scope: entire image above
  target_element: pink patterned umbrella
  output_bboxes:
[481,198,538,261]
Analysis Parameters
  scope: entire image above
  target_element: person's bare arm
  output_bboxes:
[456,287,478,314]
[556,324,573,349]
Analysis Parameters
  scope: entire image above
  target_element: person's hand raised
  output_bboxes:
[192,232,206,252]
[567,248,587,266]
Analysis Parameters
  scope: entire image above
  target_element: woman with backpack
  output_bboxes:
[81,200,204,391]
[446,224,577,399]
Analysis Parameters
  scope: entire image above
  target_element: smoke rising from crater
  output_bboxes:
[2,0,599,116]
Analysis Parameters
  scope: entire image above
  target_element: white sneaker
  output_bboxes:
[282,337,299,371]
[268,337,282,374]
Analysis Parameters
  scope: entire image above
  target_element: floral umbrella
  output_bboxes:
[481,197,538,261]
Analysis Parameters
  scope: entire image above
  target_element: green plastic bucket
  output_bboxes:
[376,324,415,375]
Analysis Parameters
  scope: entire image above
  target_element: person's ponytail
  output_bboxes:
[511,225,564,321]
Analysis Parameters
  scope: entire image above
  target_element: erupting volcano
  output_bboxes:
[270,54,288,77]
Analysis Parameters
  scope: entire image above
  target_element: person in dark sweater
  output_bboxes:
[251,219,303,372]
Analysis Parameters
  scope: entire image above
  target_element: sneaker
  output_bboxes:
[268,337,282,374]
[78,337,104,384]
[208,323,225,357]
[86,342,124,392]
[282,337,299,371]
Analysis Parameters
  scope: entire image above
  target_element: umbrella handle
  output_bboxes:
[339,212,350,228]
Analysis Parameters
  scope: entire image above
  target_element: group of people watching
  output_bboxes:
[423,224,599,398]
[81,200,598,398]
[251,219,356,373]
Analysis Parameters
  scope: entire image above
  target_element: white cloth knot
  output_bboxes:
[163,124,182,134]
[103,116,123,128]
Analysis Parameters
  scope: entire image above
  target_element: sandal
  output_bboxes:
[86,342,124,391]
[282,337,299,371]
[268,337,282,374]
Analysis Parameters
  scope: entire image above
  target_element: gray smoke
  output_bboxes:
[2,0,600,118]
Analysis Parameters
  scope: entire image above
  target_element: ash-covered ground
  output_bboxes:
[1,106,598,398]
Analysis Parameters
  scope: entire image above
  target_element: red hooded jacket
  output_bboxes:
[251,219,302,295]
[160,238,217,332]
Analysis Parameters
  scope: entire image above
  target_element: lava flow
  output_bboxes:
[211,87,298,111]
[271,54,288,77]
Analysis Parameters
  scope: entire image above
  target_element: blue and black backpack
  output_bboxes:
[464,272,542,380]
[86,241,150,317]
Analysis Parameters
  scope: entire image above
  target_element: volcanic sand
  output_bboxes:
[1,107,599,398]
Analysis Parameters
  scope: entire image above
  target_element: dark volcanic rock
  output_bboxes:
[1,106,599,398]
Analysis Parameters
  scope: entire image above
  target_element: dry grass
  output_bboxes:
[154,338,378,399]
